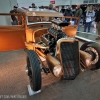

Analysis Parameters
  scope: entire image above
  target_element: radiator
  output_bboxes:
[60,41,80,80]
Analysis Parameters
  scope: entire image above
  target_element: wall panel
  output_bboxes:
[0,0,17,25]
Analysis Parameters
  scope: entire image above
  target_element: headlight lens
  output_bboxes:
[53,65,63,77]
[86,58,91,67]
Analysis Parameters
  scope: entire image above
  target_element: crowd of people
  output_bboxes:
[9,3,100,39]
[60,4,100,39]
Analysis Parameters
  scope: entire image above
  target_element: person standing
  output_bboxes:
[29,3,36,8]
[84,5,95,32]
[60,6,65,15]
[84,5,95,33]
[31,3,36,8]
[64,6,73,22]
[10,6,18,25]
[82,6,89,26]
[48,4,53,10]
[74,5,83,31]
[95,8,100,39]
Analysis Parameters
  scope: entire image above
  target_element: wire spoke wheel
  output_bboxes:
[80,42,100,69]
[85,47,99,65]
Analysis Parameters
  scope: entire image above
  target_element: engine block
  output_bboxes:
[48,28,66,40]
[38,20,71,54]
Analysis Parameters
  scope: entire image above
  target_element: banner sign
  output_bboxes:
[50,0,55,4]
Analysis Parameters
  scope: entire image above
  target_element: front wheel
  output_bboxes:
[80,42,100,69]
[26,50,41,91]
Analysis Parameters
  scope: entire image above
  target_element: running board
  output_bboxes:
[77,31,98,36]
[76,36,93,42]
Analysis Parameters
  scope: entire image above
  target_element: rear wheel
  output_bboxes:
[80,42,100,69]
[26,50,41,91]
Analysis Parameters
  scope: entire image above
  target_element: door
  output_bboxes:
[0,14,26,52]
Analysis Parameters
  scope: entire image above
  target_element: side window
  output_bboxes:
[0,15,11,26]
[0,14,23,26]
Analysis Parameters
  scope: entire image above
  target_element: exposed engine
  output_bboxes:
[43,29,66,51]
[38,20,69,55]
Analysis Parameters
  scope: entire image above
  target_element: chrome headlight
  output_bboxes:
[86,58,92,67]
[53,65,63,77]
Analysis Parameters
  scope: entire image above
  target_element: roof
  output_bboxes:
[17,7,63,17]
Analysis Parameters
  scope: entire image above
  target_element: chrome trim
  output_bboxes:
[25,42,49,49]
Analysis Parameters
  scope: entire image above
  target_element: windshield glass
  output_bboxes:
[28,16,56,22]
[26,16,79,27]
[27,16,63,25]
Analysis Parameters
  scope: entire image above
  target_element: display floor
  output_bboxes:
[0,31,100,100]
[1,50,100,100]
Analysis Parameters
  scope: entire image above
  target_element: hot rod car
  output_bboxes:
[0,8,100,92]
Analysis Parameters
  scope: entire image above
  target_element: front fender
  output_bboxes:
[80,50,92,69]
